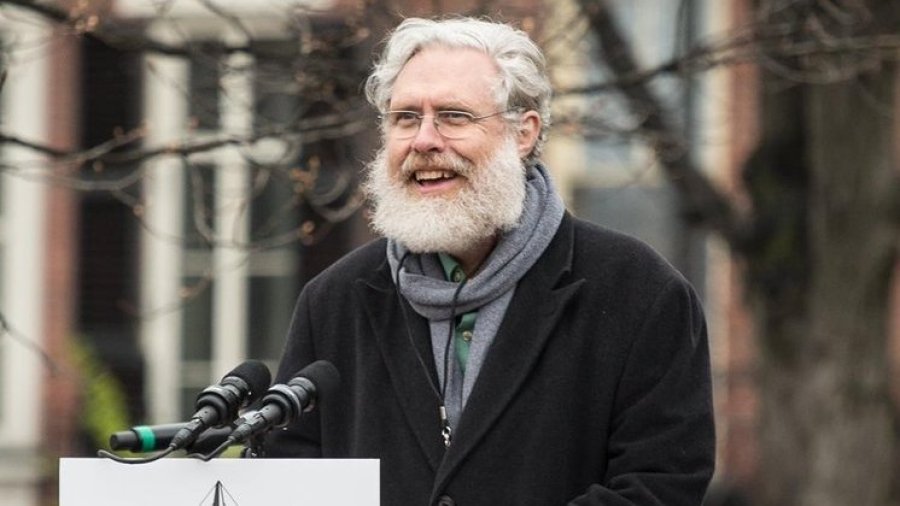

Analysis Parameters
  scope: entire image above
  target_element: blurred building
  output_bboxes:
[3,1,894,505]
[0,2,376,504]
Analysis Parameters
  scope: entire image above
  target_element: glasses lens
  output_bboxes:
[435,111,474,139]
[385,112,419,138]
[383,111,487,139]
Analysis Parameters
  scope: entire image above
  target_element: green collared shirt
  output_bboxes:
[438,253,477,373]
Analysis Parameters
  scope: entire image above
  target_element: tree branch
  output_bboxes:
[558,23,900,97]
[0,132,70,157]
[0,0,234,57]
[0,105,371,169]
[576,0,751,250]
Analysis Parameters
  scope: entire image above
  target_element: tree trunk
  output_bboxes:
[572,1,900,502]
[755,65,899,506]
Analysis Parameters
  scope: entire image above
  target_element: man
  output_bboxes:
[265,17,715,506]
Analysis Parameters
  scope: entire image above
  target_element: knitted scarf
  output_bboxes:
[387,163,565,429]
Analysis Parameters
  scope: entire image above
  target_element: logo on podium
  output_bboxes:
[201,480,240,506]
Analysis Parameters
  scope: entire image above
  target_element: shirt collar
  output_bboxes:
[437,253,467,283]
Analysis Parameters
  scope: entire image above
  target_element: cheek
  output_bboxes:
[386,140,408,175]
[464,138,498,166]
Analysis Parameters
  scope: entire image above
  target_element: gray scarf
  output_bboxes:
[387,163,565,430]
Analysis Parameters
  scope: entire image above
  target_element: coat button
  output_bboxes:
[436,495,455,506]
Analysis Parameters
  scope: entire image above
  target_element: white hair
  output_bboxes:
[364,17,552,162]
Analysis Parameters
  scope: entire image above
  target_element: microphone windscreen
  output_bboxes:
[227,360,272,403]
[296,360,341,400]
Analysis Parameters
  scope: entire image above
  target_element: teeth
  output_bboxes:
[414,170,455,182]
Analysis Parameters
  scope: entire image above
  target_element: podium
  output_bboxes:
[60,458,379,505]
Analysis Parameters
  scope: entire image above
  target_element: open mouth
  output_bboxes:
[413,170,458,186]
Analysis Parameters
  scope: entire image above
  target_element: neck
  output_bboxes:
[446,234,498,278]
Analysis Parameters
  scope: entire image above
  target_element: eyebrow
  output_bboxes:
[387,98,476,113]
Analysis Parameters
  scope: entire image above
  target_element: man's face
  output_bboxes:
[364,46,537,255]
[385,46,513,198]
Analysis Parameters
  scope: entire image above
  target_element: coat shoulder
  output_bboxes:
[568,215,685,285]
[304,238,389,294]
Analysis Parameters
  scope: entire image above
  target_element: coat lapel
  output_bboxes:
[355,267,447,471]
[431,215,584,497]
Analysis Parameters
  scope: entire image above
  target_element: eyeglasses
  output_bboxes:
[380,109,518,139]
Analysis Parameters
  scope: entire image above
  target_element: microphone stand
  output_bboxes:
[240,434,266,458]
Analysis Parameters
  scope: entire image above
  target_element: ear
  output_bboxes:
[515,110,542,159]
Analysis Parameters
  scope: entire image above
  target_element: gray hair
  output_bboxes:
[364,17,552,162]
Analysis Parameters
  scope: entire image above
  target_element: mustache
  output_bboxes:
[400,151,474,177]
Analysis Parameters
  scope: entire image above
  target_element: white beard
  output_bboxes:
[363,135,527,255]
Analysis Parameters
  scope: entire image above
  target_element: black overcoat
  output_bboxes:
[265,213,715,506]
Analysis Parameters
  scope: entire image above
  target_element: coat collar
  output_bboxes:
[355,214,584,492]
[355,268,446,470]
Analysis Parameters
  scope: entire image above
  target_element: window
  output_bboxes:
[141,33,352,421]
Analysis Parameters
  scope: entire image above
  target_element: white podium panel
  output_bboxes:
[60,458,379,506]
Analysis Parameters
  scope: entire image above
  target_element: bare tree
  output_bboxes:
[571,1,900,505]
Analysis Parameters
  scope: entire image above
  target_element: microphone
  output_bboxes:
[109,423,233,454]
[168,360,271,450]
[222,360,340,448]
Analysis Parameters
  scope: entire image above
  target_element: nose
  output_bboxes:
[410,116,446,153]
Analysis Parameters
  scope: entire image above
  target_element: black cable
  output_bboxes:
[394,251,443,401]
[394,250,467,447]
[96,446,177,464]
[192,440,231,462]
[442,278,467,403]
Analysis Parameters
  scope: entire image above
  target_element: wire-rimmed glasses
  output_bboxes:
[381,109,518,139]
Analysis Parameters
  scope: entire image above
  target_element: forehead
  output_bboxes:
[390,46,500,109]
